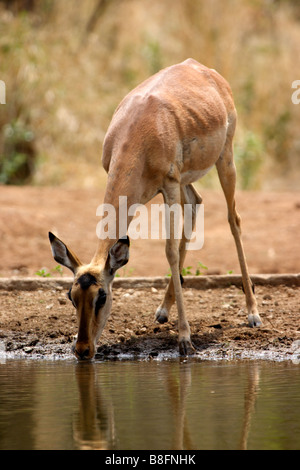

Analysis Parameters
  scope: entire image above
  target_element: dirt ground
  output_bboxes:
[0,186,299,361]
[0,186,299,278]
[0,281,299,362]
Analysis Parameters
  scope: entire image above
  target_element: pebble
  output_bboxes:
[263,294,272,300]
[222,303,232,309]
[291,340,300,351]
[185,290,194,297]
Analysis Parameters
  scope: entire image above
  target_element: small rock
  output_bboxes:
[24,347,33,354]
[222,303,232,309]
[291,340,300,351]
[49,315,58,320]
[136,327,147,335]
[28,337,39,346]
[49,331,59,338]
[263,294,272,300]
[185,290,194,296]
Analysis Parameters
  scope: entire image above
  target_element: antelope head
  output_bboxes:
[48,232,129,360]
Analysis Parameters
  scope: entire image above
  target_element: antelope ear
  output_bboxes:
[106,236,130,276]
[48,232,82,274]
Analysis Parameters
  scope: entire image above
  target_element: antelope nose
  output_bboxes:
[75,345,90,360]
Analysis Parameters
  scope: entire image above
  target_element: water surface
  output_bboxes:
[0,359,299,450]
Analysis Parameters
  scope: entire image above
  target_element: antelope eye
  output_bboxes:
[95,288,107,315]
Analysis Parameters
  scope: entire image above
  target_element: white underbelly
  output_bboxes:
[180,165,214,185]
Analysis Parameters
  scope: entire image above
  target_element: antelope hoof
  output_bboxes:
[179,338,195,357]
[155,307,169,324]
[248,313,262,328]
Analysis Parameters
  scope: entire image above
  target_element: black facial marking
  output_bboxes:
[67,288,72,301]
[67,287,76,307]
[77,273,97,290]
[95,288,107,316]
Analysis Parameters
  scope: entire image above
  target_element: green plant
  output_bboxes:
[0,121,35,185]
[195,262,208,276]
[142,38,163,75]
[166,261,208,277]
[264,111,292,167]
[35,268,52,278]
[115,266,135,278]
[35,264,64,277]
[181,266,193,276]
[234,131,264,189]
[52,264,64,276]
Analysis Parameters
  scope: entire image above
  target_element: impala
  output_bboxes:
[49,58,262,360]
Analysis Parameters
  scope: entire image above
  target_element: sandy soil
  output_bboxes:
[0,280,299,362]
[0,186,299,278]
[0,186,299,362]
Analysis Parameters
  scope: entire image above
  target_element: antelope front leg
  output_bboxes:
[156,184,202,325]
[166,237,194,355]
[161,184,195,356]
[155,238,185,325]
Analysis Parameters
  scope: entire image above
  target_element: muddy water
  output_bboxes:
[0,358,299,450]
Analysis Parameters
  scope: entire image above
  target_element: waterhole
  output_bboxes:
[0,358,299,450]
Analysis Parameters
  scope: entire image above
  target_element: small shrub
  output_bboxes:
[0,121,36,185]
[234,131,264,189]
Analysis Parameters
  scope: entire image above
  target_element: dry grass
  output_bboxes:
[1,0,300,189]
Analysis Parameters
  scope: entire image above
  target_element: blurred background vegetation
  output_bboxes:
[0,0,299,190]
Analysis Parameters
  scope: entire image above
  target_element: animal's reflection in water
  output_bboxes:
[72,361,260,450]
[239,363,260,450]
[73,363,116,450]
